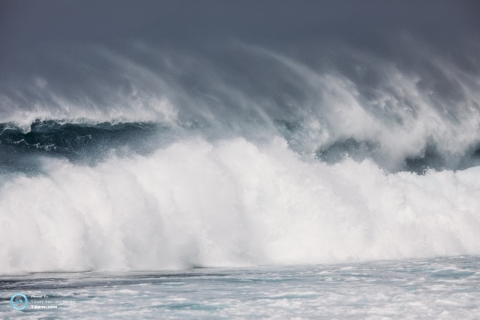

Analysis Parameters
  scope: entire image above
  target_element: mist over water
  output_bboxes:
[1,0,480,275]
[3,44,480,170]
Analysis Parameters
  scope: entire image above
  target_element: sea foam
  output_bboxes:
[1,136,480,275]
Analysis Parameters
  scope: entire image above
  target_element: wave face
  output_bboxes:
[2,1,480,274]
[0,121,173,174]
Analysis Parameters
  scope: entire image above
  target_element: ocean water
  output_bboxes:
[3,62,480,317]
[2,2,480,317]
[2,255,480,319]
[2,64,480,317]
[1,122,480,274]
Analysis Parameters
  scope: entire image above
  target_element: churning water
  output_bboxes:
[2,256,480,319]
[2,3,480,316]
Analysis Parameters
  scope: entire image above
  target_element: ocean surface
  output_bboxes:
[2,255,480,319]
[2,1,480,317]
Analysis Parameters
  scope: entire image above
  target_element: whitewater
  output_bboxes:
[1,133,480,275]
[1,45,480,274]
[2,41,480,318]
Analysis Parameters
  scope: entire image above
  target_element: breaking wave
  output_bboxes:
[1,44,480,275]
[1,137,480,275]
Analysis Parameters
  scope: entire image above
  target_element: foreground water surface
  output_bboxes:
[1,255,480,319]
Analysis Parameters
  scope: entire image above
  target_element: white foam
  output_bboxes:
[1,137,480,275]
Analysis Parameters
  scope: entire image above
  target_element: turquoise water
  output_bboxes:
[2,255,480,319]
